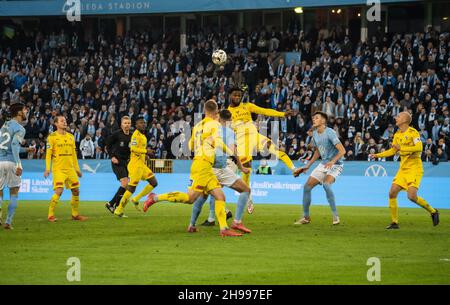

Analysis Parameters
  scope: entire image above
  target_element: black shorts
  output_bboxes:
[112,162,128,180]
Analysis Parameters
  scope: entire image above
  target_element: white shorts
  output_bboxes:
[213,166,239,187]
[0,161,21,190]
[310,163,343,184]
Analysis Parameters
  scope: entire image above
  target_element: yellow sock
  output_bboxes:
[118,190,133,210]
[48,193,60,218]
[215,200,228,230]
[133,184,154,202]
[268,144,295,170]
[157,191,189,203]
[71,195,79,217]
[242,168,251,186]
[415,197,436,214]
[389,198,399,224]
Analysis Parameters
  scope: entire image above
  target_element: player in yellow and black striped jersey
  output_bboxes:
[370,112,440,229]
[44,116,87,222]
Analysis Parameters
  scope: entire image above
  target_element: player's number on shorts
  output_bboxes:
[0,131,11,150]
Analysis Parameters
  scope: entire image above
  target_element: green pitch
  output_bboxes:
[0,201,449,285]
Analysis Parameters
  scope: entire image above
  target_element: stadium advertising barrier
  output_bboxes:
[0,0,420,17]
[13,160,450,209]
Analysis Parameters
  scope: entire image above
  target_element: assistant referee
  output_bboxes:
[105,116,132,213]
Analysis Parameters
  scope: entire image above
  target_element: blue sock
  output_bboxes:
[208,197,215,222]
[323,183,338,217]
[303,184,312,217]
[6,195,18,225]
[235,192,250,222]
[190,196,207,226]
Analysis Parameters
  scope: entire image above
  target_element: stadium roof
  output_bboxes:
[0,0,421,17]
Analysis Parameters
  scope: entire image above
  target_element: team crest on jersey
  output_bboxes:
[120,141,124,147]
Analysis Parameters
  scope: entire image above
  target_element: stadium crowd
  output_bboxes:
[0,23,449,163]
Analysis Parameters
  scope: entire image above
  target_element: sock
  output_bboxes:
[215,200,228,230]
[157,191,189,203]
[303,183,312,217]
[110,186,126,207]
[71,195,80,217]
[208,197,216,222]
[389,198,399,224]
[268,145,295,170]
[242,168,251,186]
[190,196,207,226]
[0,196,3,219]
[6,195,18,225]
[117,190,133,212]
[415,196,436,214]
[48,193,60,218]
[235,191,250,223]
[133,184,154,202]
[323,183,338,217]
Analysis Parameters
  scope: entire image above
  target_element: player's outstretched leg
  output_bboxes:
[407,187,439,226]
[114,185,136,217]
[143,191,190,212]
[131,177,158,211]
[71,188,87,221]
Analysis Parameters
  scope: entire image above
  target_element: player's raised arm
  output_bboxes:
[372,136,399,159]
[247,102,290,118]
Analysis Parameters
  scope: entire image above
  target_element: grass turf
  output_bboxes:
[0,201,449,285]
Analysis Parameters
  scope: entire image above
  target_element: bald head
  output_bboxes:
[395,111,412,128]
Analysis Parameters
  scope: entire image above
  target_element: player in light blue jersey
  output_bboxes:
[293,111,346,225]
[188,109,252,234]
[0,103,32,229]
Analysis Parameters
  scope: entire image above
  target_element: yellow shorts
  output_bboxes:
[53,169,79,190]
[188,159,221,194]
[236,132,271,164]
[128,163,155,186]
[393,169,423,190]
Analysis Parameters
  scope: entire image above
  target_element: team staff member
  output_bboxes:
[105,116,132,213]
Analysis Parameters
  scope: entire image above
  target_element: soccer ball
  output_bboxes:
[212,49,227,66]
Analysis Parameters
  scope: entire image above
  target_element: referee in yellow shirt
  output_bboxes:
[370,112,439,229]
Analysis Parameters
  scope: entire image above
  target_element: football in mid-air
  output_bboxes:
[212,49,227,66]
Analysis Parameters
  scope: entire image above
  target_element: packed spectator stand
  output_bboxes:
[0,25,449,164]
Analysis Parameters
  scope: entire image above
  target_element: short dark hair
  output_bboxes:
[9,103,25,118]
[313,111,328,121]
[204,99,218,114]
[219,109,232,121]
[228,86,243,95]
[55,115,65,123]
